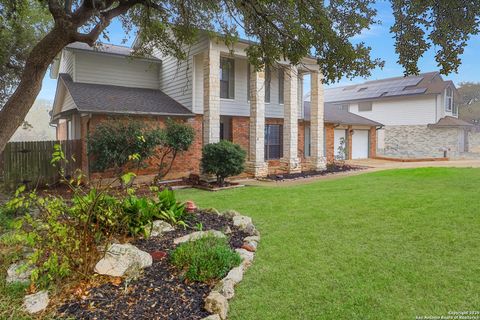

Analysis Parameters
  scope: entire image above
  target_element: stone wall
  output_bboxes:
[382,125,461,158]
[468,129,480,153]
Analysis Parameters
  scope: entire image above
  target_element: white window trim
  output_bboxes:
[445,87,454,113]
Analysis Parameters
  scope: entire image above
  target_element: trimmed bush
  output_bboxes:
[201,140,246,186]
[170,236,241,282]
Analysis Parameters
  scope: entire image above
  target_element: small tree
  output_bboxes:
[88,119,162,176]
[201,141,246,187]
[154,118,195,182]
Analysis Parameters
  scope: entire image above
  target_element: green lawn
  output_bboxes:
[177,168,480,320]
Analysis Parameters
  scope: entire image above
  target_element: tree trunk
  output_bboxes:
[0,26,72,153]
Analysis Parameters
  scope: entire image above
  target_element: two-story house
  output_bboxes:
[50,34,380,180]
[325,72,474,159]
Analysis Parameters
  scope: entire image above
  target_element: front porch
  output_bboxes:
[199,42,326,178]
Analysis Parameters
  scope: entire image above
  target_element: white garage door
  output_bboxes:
[334,129,347,159]
[352,130,369,159]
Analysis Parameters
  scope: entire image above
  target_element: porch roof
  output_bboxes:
[304,102,383,127]
[428,116,474,128]
[57,74,194,117]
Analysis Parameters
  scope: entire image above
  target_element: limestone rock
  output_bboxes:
[94,243,152,277]
[224,265,244,284]
[244,223,260,236]
[216,278,236,299]
[243,235,260,243]
[222,210,240,219]
[173,230,225,245]
[235,248,255,267]
[224,226,232,235]
[150,220,174,237]
[232,215,252,229]
[23,291,49,314]
[204,291,228,320]
[6,262,32,284]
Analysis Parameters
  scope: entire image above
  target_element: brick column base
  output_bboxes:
[280,157,302,173]
[306,157,327,171]
[245,161,269,178]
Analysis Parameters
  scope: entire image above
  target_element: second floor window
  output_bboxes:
[445,87,453,112]
[278,68,284,104]
[358,101,372,112]
[220,57,234,99]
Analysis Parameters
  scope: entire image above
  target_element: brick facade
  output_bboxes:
[85,115,203,180]
[62,113,377,181]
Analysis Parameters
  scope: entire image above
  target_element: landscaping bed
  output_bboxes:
[265,163,364,181]
[59,211,251,320]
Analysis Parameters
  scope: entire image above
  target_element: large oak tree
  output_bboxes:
[0,0,479,153]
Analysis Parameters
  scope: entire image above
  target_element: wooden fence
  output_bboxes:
[0,140,82,190]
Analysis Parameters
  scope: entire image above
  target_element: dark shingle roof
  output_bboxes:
[325,72,454,103]
[59,74,193,116]
[304,102,382,126]
[428,116,473,128]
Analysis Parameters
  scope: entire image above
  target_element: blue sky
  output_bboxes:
[37,1,480,102]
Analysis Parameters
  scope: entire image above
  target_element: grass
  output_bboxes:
[176,168,480,320]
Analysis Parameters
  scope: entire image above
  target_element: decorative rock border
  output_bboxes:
[201,210,260,320]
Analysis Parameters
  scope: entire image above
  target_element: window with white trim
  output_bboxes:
[220,57,235,99]
[358,101,372,112]
[445,87,453,112]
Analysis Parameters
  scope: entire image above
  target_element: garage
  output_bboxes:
[352,129,369,159]
[334,129,347,159]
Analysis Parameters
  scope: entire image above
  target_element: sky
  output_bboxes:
[36,1,480,102]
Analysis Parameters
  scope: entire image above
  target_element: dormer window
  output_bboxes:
[445,87,453,112]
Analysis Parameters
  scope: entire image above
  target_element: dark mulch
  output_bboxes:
[266,163,364,181]
[58,211,248,320]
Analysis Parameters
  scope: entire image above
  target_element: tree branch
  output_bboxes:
[48,0,67,21]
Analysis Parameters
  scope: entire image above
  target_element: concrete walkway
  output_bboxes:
[239,159,480,187]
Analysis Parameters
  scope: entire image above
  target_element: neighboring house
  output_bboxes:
[325,72,474,159]
[10,99,56,142]
[50,36,378,180]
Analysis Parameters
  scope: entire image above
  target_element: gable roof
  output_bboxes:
[325,72,455,104]
[55,74,193,117]
[304,102,382,127]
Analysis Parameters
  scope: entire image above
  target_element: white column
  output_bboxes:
[246,67,268,177]
[203,43,220,145]
[309,70,327,170]
[282,65,301,173]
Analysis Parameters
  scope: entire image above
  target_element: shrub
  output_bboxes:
[88,119,163,175]
[201,140,246,186]
[170,236,241,282]
[154,118,195,181]
[155,188,187,228]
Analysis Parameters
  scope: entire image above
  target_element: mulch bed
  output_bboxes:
[58,211,248,320]
[266,163,364,181]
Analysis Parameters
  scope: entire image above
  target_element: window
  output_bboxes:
[278,68,284,104]
[304,125,311,157]
[341,104,349,111]
[220,57,234,99]
[445,87,454,112]
[358,101,372,112]
[265,66,271,103]
[265,124,283,160]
